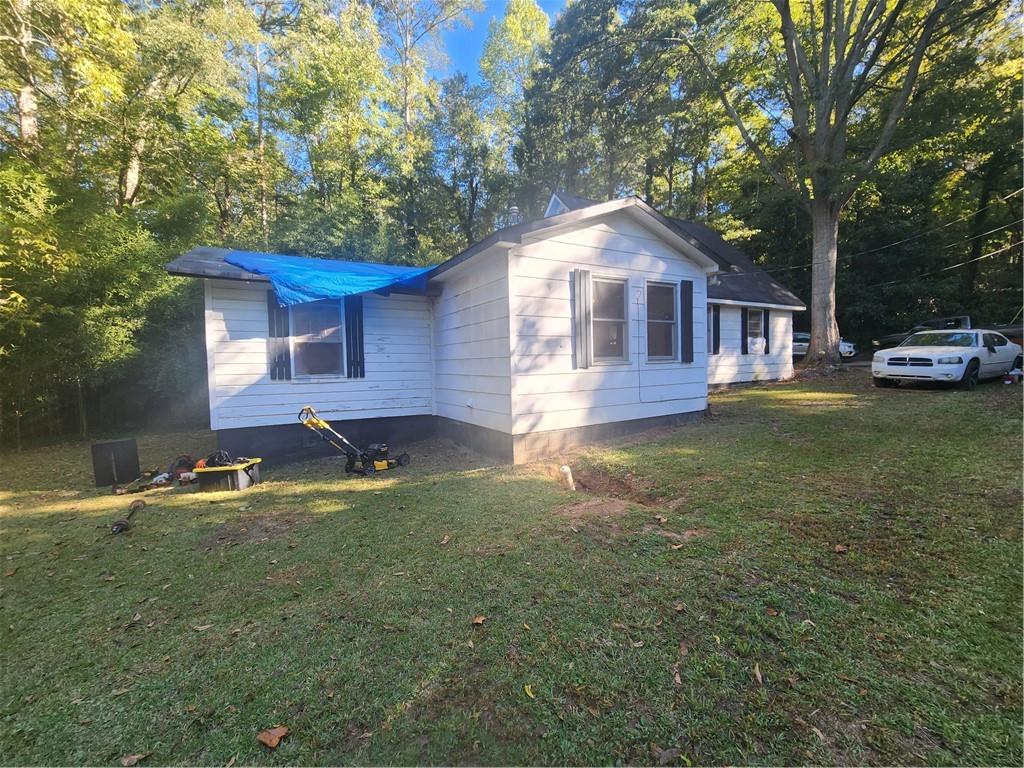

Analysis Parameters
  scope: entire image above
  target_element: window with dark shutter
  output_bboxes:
[647,282,677,360]
[763,310,771,355]
[741,307,749,355]
[267,291,292,380]
[292,300,344,376]
[592,277,628,361]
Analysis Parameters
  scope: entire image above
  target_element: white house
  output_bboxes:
[166,194,805,464]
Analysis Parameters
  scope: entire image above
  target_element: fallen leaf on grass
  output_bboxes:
[112,687,133,697]
[678,641,688,657]
[833,544,849,553]
[225,756,236,768]
[651,745,680,766]
[753,663,763,685]
[655,515,668,524]
[439,534,450,545]
[523,623,531,630]
[256,725,289,749]
[471,615,485,625]
[120,752,150,766]
[672,666,682,686]
[674,603,686,612]
[523,684,535,699]
[193,624,213,632]
[765,607,779,616]
[670,543,684,550]
[4,569,16,577]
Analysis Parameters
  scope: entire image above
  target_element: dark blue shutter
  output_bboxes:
[712,305,721,354]
[267,291,291,380]
[680,280,694,363]
[762,310,770,355]
[741,307,749,355]
[345,295,365,378]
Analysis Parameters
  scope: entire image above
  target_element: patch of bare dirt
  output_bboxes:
[200,513,311,550]
[573,467,657,506]
[558,497,631,522]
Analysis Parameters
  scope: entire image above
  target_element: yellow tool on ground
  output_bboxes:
[298,406,410,476]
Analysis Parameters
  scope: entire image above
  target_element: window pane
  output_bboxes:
[647,284,675,322]
[648,321,675,358]
[747,310,762,338]
[594,320,626,359]
[593,280,625,320]
[292,301,341,341]
[294,342,343,376]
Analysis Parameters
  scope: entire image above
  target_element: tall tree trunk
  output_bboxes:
[76,378,87,439]
[255,42,269,247]
[12,0,38,150]
[806,198,841,364]
[962,159,1001,303]
[118,136,145,209]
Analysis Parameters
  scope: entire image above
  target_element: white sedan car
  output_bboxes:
[792,333,857,358]
[872,329,1021,389]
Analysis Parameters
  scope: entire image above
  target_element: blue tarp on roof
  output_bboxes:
[223,250,434,306]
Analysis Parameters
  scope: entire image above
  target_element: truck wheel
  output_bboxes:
[873,376,896,388]
[959,359,980,391]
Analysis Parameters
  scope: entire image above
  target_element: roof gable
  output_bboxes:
[539,193,804,310]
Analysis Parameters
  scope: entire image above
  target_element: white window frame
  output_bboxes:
[645,280,678,362]
[591,276,630,364]
[289,300,346,379]
[747,308,766,355]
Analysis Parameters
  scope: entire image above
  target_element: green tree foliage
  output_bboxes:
[516,0,1020,345]
[0,0,1019,447]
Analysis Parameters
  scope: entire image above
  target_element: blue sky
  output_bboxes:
[438,0,567,82]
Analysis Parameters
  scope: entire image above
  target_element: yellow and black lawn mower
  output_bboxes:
[298,406,410,476]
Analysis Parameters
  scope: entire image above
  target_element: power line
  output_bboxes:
[717,186,1024,280]
[866,241,1021,288]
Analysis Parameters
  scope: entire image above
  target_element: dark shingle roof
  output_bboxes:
[169,197,804,310]
[666,219,805,308]
[553,193,804,309]
[166,246,268,282]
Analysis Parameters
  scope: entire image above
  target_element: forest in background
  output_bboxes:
[0,0,1020,448]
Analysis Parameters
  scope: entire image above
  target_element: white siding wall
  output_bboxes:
[508,212,709,435]
[431,249,513,433]
[204,279,433,430]
[707,305,794,385]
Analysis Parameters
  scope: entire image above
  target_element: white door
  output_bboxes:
[981,333,1012,376]
[989,333,1016,374]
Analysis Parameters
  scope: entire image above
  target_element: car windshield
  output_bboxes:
[901,331,975,347]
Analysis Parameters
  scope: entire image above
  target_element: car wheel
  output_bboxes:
[959,359,980,391]
[873,376,896,388]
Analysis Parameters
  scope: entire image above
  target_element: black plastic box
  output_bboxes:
[91,438,140,487]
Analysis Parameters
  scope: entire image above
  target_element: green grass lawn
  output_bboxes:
[1,371,1021,766]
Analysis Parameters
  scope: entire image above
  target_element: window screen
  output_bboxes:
[292,300,343,376]
[592,279,627,360]
[646,282,676,359]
